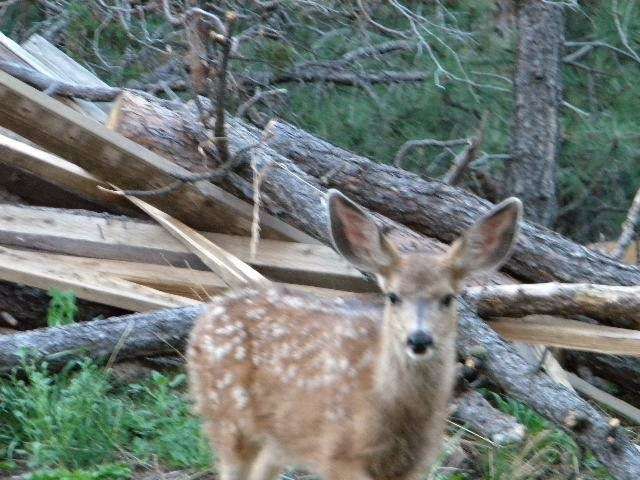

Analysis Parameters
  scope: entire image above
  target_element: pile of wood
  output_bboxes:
[0,33,640,480]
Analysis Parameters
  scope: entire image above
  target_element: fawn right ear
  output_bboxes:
[448,197,522,280]
[327,189,399,273]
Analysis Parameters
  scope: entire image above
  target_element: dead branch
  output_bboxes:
[465,283,640,329]
[393,138,468,169]
[212,11,238,166]
[442,113,488,185]
[0,61,122,101]
[613,186,640,261]
[236,87,287,120]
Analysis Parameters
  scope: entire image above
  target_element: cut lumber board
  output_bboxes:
[0,32,106,121]
[30,251,227,300]
[22,34,112,118]
[0,70,313,242]
[0,132,135,212]
[567,372,640,425]
[0,246,197,312]
[0,205,367,291]
[488,315,640,356]
[121,193,269,288]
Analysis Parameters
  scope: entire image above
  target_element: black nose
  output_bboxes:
[406,330,434,355]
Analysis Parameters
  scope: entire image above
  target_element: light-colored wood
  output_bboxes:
[0,32,104,120]
[489,315,640,356]
[0,70,313,242]
[567,372,640,425]
[121,193,269,288]
[512,343,572,389]
[0,132,135,211]
[0,204,367,291]
[30,250,227,300]
[0,246,197,312]
[22,34,112,119]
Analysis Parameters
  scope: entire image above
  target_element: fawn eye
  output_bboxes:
[387,293,401,305]
[440,294,455,307]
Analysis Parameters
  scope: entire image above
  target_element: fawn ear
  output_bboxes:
[449,197,522,279]
[327,189,399,273]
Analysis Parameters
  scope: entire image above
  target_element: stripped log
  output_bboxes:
[467,283,640,329]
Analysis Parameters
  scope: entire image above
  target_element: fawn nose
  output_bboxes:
[406,330,434,355]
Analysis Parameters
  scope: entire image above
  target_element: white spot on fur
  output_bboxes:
[232,386,249,409]
[234,345,246,360]
[215,372,234,390]
[246,308,266,320]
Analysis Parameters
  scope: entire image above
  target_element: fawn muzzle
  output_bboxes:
[406,330,434,355]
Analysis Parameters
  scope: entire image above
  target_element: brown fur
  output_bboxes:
[187,254,460,480]
[187,193,521,480]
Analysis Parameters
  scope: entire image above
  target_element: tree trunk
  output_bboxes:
[108,93,640,288]
[506,0,564,226]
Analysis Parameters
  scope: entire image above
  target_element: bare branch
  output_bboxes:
[0,61,122,101]
[236,87,287,119]
[613,186,640,260]
[393,138,468,169]
[442,113,488,185]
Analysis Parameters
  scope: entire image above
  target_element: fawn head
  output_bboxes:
[328,190,522,361]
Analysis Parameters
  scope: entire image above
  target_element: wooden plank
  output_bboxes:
[0,246,197,312]
[0,70,313,242]
[21,250,227,300]
[0,32,105,121]
[567,372,640,425]
[22,34,112,117]
[0,132,135,212]
[489,315,640,356]
[121,193,269,288]
[0,204,368,291]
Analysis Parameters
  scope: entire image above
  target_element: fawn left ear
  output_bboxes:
[448,197,522,279]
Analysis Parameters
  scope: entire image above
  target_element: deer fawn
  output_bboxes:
[187,190,522,480]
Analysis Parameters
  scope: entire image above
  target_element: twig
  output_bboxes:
[212,12,238,166]
[393,138,468,169]
[236,87,288,119]
[442,112,488,185]
[106,143,258,197]
[0,61,122,101]
[612,0,640,64]
[613,186,640,260]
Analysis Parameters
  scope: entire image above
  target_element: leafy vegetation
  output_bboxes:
[46,290,79,327]
[0,361,211,477]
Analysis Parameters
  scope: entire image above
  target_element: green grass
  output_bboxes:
[0,360,619,480]
[47,290,79,328]
[0,361,212,477]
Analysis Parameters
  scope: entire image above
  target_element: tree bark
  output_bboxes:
[505,1,564,226]
[466,283,640,329]
[108,93,640,288]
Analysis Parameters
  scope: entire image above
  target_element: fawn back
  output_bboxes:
[187,190,522,480]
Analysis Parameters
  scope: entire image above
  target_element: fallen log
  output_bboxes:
[1,298,638,479]
[453,389,525,446]
[467,283,640,329]
[108,93,640,286]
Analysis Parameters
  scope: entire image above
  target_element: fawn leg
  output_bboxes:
[247,443,283,480]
